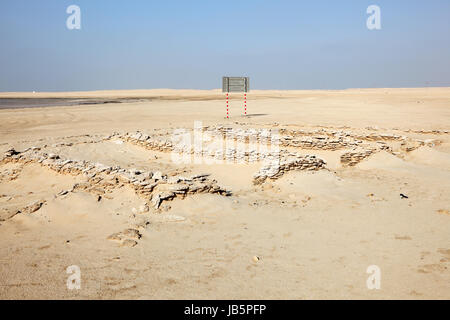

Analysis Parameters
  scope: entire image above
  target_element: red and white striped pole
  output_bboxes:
[244,93,247,115]
[226,93,229,119]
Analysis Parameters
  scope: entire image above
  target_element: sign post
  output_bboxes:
[222,77,250,118]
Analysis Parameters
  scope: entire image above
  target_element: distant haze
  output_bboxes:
[1,0,450,91]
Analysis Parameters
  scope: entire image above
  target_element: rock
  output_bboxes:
[424,139,439,147]
[169,184,189,193]
[94,163,111,173]
[130,168,142,176]
[167,176,181,184]
[134,219,151,229]
[252,256,260,262]
[58,190,69,196]
[153,171,166,181]
[24,200,45,214]
[191,173,210,180]
[4,149,19,157]
[143,182,158,192]
[437,209,450,216]
[159,191,175,200]
[120,239,138,247]
[151,194,162,209]
[107,233,123,241]
[61,160,72,166]
[122,228,141,240]
[130,132,142,140]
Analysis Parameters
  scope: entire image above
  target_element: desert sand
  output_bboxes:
[0,88,449,299]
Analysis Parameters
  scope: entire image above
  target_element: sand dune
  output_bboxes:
[357,151,409,170]
[406,146,450,170]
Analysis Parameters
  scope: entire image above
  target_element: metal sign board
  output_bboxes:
[222,77,250,93]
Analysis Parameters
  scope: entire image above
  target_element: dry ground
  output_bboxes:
[0,88,449,299]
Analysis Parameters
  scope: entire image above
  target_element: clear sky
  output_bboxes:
[1,0,449,91]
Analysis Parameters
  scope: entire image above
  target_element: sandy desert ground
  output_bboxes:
[0,88,449,299]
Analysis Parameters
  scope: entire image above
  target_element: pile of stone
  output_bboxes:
[110,127,436,164]
[120,128,366,158]
[2,148,231,211]
[340,149,376,167]
[281,135,361,150]
[199,126,380,151]
[119,131,281,163]
[253,155,326,184]
[116,131,329,183]
[121,131,173,153]
[408,129,450,135]
[279,127,348,137]
[278,127,410,145]
[356,133,404,142]
[400,138,441,152]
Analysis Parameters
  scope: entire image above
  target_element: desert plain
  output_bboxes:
[0,88,449,299]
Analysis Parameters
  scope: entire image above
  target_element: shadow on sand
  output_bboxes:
[240,113,268,118]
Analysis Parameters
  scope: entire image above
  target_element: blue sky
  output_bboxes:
[1,0,449,91]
